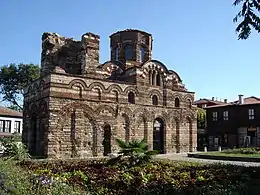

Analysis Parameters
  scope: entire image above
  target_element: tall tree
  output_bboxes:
[233,0,260,39]
[0,63,40,111]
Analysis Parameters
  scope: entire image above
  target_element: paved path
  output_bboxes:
[155,153,260,167]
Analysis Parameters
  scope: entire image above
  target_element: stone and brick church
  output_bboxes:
[23,29,197,158]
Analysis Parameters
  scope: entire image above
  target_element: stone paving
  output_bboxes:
[155,153,260,167]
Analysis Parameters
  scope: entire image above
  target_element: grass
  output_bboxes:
[202,151,260,158]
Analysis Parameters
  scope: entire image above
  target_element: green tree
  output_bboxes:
[233,0,260,39]
[0,63,40,111]
[197,108,206,129]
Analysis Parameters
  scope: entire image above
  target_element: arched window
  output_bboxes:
[152,71,156,85]
[140,46,145,62]
[175,97,180,107]
[128,92,135,104]
[156,74,161,86]
[188,99,192,108]
[124,45,133,60]
[115,47,119,61]
[152,95,158,106]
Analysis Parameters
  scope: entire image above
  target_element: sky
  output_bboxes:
[0,0,260,103]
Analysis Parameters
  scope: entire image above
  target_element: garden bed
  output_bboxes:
[15,158,260,195]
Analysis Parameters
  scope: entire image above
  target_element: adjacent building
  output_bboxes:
[206,95,260,149]
[0,106,23,136]
[23,29,197,158]
[194,97,226,150]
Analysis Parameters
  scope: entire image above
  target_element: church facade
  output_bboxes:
[23,29,197,158]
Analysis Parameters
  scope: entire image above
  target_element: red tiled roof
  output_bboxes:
[206,96,260,108]
[0,106,22,117]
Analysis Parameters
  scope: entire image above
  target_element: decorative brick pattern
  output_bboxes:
[23,29,197,158]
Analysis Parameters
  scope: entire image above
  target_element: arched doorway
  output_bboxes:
[153,118,164,154]
[103,124,112,156]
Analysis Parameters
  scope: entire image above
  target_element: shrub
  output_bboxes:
[108,139,158,167]
[0,134,30,160]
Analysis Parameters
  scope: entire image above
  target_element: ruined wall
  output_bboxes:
[41,32,100,77]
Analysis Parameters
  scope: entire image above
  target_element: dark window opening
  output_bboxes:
[152,95,158,105]
[175,97,180,107]
[124,45,133,60]
[156,74,161,86]
[0,120,11,133]
[140,47,145,62]
[128,92,135,104]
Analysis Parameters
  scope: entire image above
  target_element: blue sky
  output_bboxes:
[0,0,259,102]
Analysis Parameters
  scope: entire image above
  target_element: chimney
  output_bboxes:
[238,94,244,104]
[212,97,215,101]
[224,99,227,103]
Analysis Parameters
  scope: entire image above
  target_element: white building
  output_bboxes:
[0,106,23,136]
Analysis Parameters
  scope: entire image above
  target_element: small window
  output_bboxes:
[115,47,119,61]
[156,74,161,86]
[14,121,21,133]
[152,95,158,106]
[124,45,133,60]
[223,111,228,120]
[128,92,135,104]
[188,99,192,108]
[212,112,218,121]
[0,120,11,133]
[175,97,180,107]
[140,47,145,62]
[249,108,255,120]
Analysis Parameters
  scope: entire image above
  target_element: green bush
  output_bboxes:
[18,159,260,195]
[0,134,30,160]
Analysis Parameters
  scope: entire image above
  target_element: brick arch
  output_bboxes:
[184,94,194,102]
[172,93,183,101]
[56,102,97,126]
[132,107,150,119]
[148,89,163,100]
[123,86,138,95]
[96,105,116,118]
[68,79,87,90]
[107,84,123,94]
[119,106,133,120]
[53,102,98,157]
[88,82,106,92]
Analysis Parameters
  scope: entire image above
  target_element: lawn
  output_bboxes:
[202,147,260,158]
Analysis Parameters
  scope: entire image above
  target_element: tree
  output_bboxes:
[233,0,260,39]
[197,108,206,129]
[0,63,40,111]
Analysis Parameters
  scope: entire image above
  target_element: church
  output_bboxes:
[23,29,197,158]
